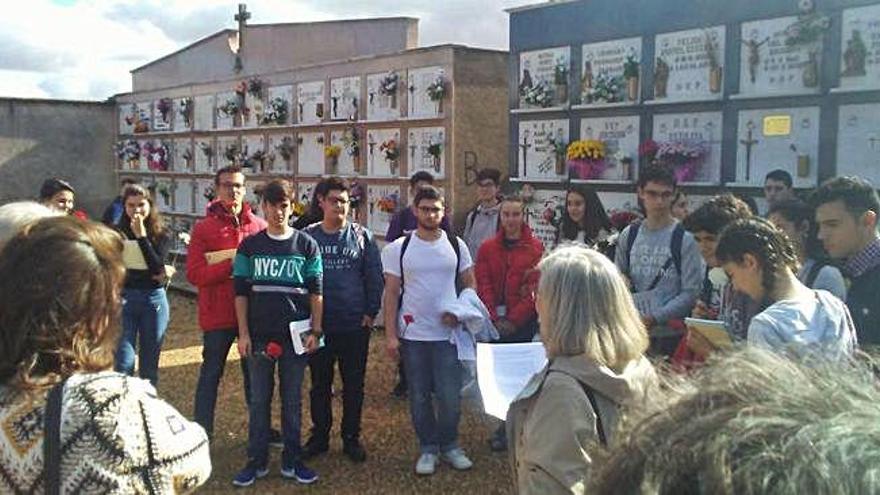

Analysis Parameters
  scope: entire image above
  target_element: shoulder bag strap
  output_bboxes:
[43,379,66,495]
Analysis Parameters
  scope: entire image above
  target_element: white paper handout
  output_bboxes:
[477,342,547,420]
[289,319,311,355]
[122,240,147,270]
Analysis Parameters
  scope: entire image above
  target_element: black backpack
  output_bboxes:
[804,260,829,289]
[398,231,462,307]
[623,222,685,292]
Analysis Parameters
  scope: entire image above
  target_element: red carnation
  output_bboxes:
[403,314,415,325]
[266,341,283,359]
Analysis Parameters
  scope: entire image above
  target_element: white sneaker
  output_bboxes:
[415,453,438,475]
[441,448,473,470]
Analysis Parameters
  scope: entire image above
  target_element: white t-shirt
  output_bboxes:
[381,230,473,341]
[748,289,857,360]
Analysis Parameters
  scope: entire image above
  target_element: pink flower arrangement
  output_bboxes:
[142,141,169,171]
[639,139,708,183]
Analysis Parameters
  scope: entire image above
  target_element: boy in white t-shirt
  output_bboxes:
[381,185,476,476]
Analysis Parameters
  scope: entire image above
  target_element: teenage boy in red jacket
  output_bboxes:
[475,195,544,451]
[187,165,267,438]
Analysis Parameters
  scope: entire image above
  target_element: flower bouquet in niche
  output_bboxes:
[379,71,399,108]
[324,144,342,173]
[198,142,214,169]
[156,98,173,126]
[114,139,141,169]
[427,141,442,173]
[640,139,708,183]
[178,98,193,128]
[380,139,400,175]
[262,97,289,125]
[426,71,448,113]
[521,81,553,108]
[566,139,607,179]
[547,134,568,175]
[181,145,194,171]
[584,72,624,104]
[377,191,399,213]
[553,57,569,103]
[143,141,169,171]
[224,143,242,165]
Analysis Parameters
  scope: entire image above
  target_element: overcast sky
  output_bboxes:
[0,0,527,101]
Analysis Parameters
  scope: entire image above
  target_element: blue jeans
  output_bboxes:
[115,288,169,386]
[400,339,463,454]
[247,343,307,466]
[193,328,266,438]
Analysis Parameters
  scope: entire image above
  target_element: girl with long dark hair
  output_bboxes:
[115,184,171,385]
[555,185,612,247]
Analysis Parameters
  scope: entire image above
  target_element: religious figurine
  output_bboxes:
[653,57,670,98]
[742,34,770,84]
[842,30,868,77]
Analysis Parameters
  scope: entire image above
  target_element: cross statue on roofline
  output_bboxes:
[233,4,250,73]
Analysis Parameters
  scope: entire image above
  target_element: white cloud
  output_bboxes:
[1,0,516,100]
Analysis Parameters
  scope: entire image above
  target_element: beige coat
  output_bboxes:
[506,354,657,495]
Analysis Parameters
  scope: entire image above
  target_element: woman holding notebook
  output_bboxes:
[115,183,171,386]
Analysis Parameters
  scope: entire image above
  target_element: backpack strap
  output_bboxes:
[448,233,462,296]
[550,370,607,446]
[805,260,828,289]
[43,379,66,495]
[670,223,685,276]
[623,222,641,278]
[398,233,413,309]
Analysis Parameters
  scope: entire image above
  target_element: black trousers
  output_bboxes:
[308,328,371,442]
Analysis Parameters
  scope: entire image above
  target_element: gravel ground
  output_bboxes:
[157,293,512,494]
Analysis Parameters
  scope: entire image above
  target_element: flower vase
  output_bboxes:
[128,159,139,170]
[390,91,398,109]
[436,98,443,115]
[709,67,723,93]
[620,159,632,181]
[329,156,339,175]
[626,77,639,101]
[389,160,399,176]
[802,59,819,88]
[654,79,667,98]
[353,158,361,175]
[555,84,568,105]
[432,155,441,173]
[797,155,810,178]
[555,155,566,176]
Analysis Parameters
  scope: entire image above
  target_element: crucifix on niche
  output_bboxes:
[740,120,759,182]
[230,4,250,73]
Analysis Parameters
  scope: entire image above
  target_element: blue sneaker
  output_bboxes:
[232,463,269,487]
[281,461,319,484]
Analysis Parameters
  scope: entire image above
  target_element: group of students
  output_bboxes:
[1,160,879,493]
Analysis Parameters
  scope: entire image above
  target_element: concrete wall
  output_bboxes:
[451,48,510,230]
[133,18,418,92]
[0,98,117,217]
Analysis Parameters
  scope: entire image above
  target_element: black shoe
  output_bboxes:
[269,428,283,449]
[391,381,407,399]
[343,440,367,463]
[301,437,329,460]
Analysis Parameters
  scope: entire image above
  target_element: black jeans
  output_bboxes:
[307,328,371,443]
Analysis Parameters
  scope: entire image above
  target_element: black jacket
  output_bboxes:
[847,264,880,347]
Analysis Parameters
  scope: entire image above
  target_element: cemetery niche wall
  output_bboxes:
[114,16,508,293]
[508,0,880,240]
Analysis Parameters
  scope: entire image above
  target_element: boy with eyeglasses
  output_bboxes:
[615,166,704,357]
[462,168,503,261]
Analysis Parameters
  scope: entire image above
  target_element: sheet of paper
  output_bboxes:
[477,342,547,420]
[205,248,237,265]
[289,319,311,355]
[122,240,147,270]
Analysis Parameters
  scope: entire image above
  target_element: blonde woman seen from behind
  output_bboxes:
[506,246,657,495]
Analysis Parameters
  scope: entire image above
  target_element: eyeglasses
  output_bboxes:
[418,206,443,214]
[220,182,245,190]
[325,197,349,205]
[642,190,674,200]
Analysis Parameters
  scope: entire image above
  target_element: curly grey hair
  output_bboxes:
[591,346,880,494]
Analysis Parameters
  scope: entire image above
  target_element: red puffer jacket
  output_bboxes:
[186,200,266,331]
[475,225,544,328]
